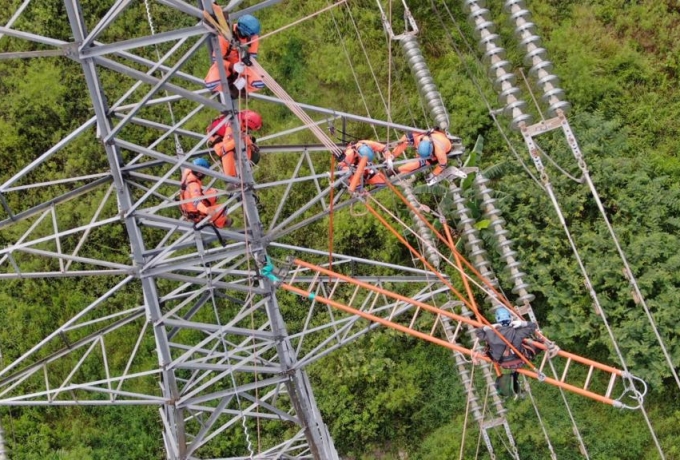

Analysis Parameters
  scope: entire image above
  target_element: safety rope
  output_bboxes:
[523,377,557,460]
[569,132,680,390]
[529,143,665,457]
[329,3,380,139]
[459,359,476,460]
[362,194,541,372]
[249,0,348,44]
[143,0,184,156]
[343,2,390,117]
[195,237,256,459]
[251,60,343,157]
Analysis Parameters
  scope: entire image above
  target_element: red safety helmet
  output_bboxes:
[207,114,229,138]
[238,110,263,132]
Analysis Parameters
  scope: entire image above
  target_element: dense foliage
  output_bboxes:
[1,0,679,458]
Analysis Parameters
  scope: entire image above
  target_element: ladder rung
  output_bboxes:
[560,358,572,382]
[408,307,421,330]
[583,365,595,391]
[605,373,617,399]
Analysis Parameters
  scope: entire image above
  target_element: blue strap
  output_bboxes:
[260,256,280,282]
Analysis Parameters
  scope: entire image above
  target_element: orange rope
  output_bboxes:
[329,154,335,276]
[379,172,528,320]
[362,200,538,372]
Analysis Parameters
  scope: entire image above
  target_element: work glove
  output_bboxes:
[385,158,394,172]
[510,320,527,328]
[242,52,252,67]
[482,325,492,332]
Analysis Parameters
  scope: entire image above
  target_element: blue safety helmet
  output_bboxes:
[417,138,433,158]
[192,158,210,169]
[357,144,375,162]
[237,15,261,37]
[494,307,512,326]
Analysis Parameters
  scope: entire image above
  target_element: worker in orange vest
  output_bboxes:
[178,158,232,228]
[338,140,390,189]
[207,110,263,180]
[204,14,265,97]
[383,130,455,184]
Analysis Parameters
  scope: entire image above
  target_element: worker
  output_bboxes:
[474,307,543,398]
[207,110,263,180]
[204,13,265,97]
[338,140,390,190]
[383,130,459,185]
[179,158,232,228]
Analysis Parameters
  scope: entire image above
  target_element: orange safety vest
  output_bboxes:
[179,170,215,221]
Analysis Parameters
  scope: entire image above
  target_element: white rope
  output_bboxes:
[328,3,379,139]
[143,0,184,156]
[571,140,680,390]
[197,240,256,459]
[252,60,343,156]
[523,377,558,460]
[533,153,665,457]
[343,3,390,116]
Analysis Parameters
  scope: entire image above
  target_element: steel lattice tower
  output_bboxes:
[0,1,455,458]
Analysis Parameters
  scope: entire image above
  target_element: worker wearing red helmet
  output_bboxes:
[179,158,232,228]
[204,14,265,96]
[383,130,452,181]
[207,110,263,179]
[338,140,390,188]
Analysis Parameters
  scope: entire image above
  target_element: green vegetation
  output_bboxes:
[1,0,679,458]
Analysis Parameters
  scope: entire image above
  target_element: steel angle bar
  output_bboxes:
[93,55,224,112]
[0,270,130,279]
[0,311,145,390]
[80,0,134,49]
[157,0,203,18]
[0,26,66,47]
[0,176,112,228]
[270,242,445,276]
[179,375,290,407]
[114,139,241,186]
[257,144,344,153]
[251,93,430,133]
[0,400,164,406]
[0,117,97,191]
[229,0,285,17]
[162,320,276,340]
[0,49,66,59]
[109,35,195,111]
[0,0,31,41]
[0,275,134,378]
[254,172,333,190]
[81,26,206,58]
[141,251,250,276]
[172,362,281,374]
[105,35,208,141]
[15,247,131,270]
[0,216,121,256]
[154,272,267,295]
[3,172,110,192]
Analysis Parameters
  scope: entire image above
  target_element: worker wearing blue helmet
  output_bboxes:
[204,8,264,96]
[383,130,457,183]
[178,158,232,228]
[337,140,391,188]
